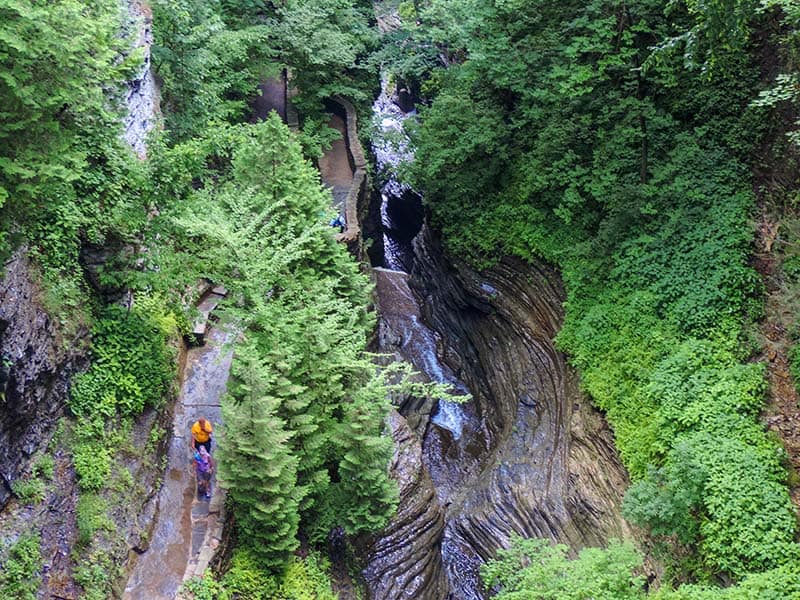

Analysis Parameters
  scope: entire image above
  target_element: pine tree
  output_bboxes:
[217,343,301,570]
[172,114,399,559]
[330,373,398,536]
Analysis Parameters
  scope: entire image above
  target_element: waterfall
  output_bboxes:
[371,79,469,442]
[372,76,423,272]
[371,78,483,598]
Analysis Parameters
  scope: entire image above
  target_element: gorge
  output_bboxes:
[2,1,800,598]
[363,81,635,598]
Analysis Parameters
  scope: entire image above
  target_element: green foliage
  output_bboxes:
[655,563,800,599]
[0,0,128,242]
[9,477,45,505]
[481,536,645,600]
[74,551,115,600]
[218,347,302,571]
[0,534,41,600]
[480,536,800,599]
[72,441,112,492]
[150,0,377,141]
[32,455,55,480]
[151,0,274,141]
[67,295,176,492]
[176,115,396,567]
[218,547,280,598]
[181,549,335,600]
[183,573,223,600]
[275,0,378,113]
[278,553,337,600]
[8,452,54,505]
[400,0,799,583]
[69,298,177,419]
[76,493,114,547]
[0,0,151,321]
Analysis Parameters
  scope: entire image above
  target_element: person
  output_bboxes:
[191,417,213,454]
[329,214,345,232]
[194,446,215,499]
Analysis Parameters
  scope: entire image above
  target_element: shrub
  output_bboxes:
[0,534,41,600]
[279,553,337,600]
[10,477,45,505]
[218,547,280,598]
[33,455,55,480]
[72,443,111,491]
[76,493,113,547]
[74,551,115,600]
[69,298,176,420]
[481,536,645,600]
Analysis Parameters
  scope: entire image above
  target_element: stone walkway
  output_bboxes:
[123,323,234,599]
[318,112,353,217]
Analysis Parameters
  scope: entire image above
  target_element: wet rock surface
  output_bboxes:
[0,251,88,508]
[124,325,233,600]
[121,0,158,158]
[0,250,174,599]
[411,225,634,597]
[363,411,448,600]
[365,224,633,599]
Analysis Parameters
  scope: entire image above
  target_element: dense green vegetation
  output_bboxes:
[4,0,800,597]
[156,114,399,568]
[380,0,800,591]
[482,536,800,599]
[0,534,41,600]
[183,548,338,599]
[1,0,394,596]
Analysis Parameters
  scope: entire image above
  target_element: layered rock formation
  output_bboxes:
[0,251,88,507]
[415,225,634,596]
[362,411,448,598]
[366,224,634,598]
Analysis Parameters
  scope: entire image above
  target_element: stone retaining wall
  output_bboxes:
[332,96,368,252]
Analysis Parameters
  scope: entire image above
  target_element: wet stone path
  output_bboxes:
[124,325,235,599]
[317,113,352,216]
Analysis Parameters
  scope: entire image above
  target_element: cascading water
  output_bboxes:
[367,61,633,600]
[371,77,488,599]
[371,77,470,446]
[372,76,424,273]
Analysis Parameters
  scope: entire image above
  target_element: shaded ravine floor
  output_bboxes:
[123,326,235,599]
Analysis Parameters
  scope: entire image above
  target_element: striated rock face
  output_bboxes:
[121,0,159,158]
[366,224,634,598]
[363,411,448,600]
[0,251,88,507]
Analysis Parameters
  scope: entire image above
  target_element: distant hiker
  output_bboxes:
[329,214,345,232]
[191,417,213,454]
[194,446,214,499]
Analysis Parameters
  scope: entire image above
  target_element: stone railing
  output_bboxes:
[331,96,368,249]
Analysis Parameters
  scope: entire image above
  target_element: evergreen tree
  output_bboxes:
[329,373,398,536]
[170,114,398,560]
[217,343,301,570]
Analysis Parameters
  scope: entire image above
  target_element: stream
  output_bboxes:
[118,67,628,600]
[371,77,490,599]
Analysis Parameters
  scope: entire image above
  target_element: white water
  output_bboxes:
[375,268,468,440]
[372,76,419,271]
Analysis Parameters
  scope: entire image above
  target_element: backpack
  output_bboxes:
[194,452,211,473]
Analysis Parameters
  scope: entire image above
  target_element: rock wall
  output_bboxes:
[366,224,635,598]
[362,411,448,599]
[121,0,159,158]
[0,251,88,507]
